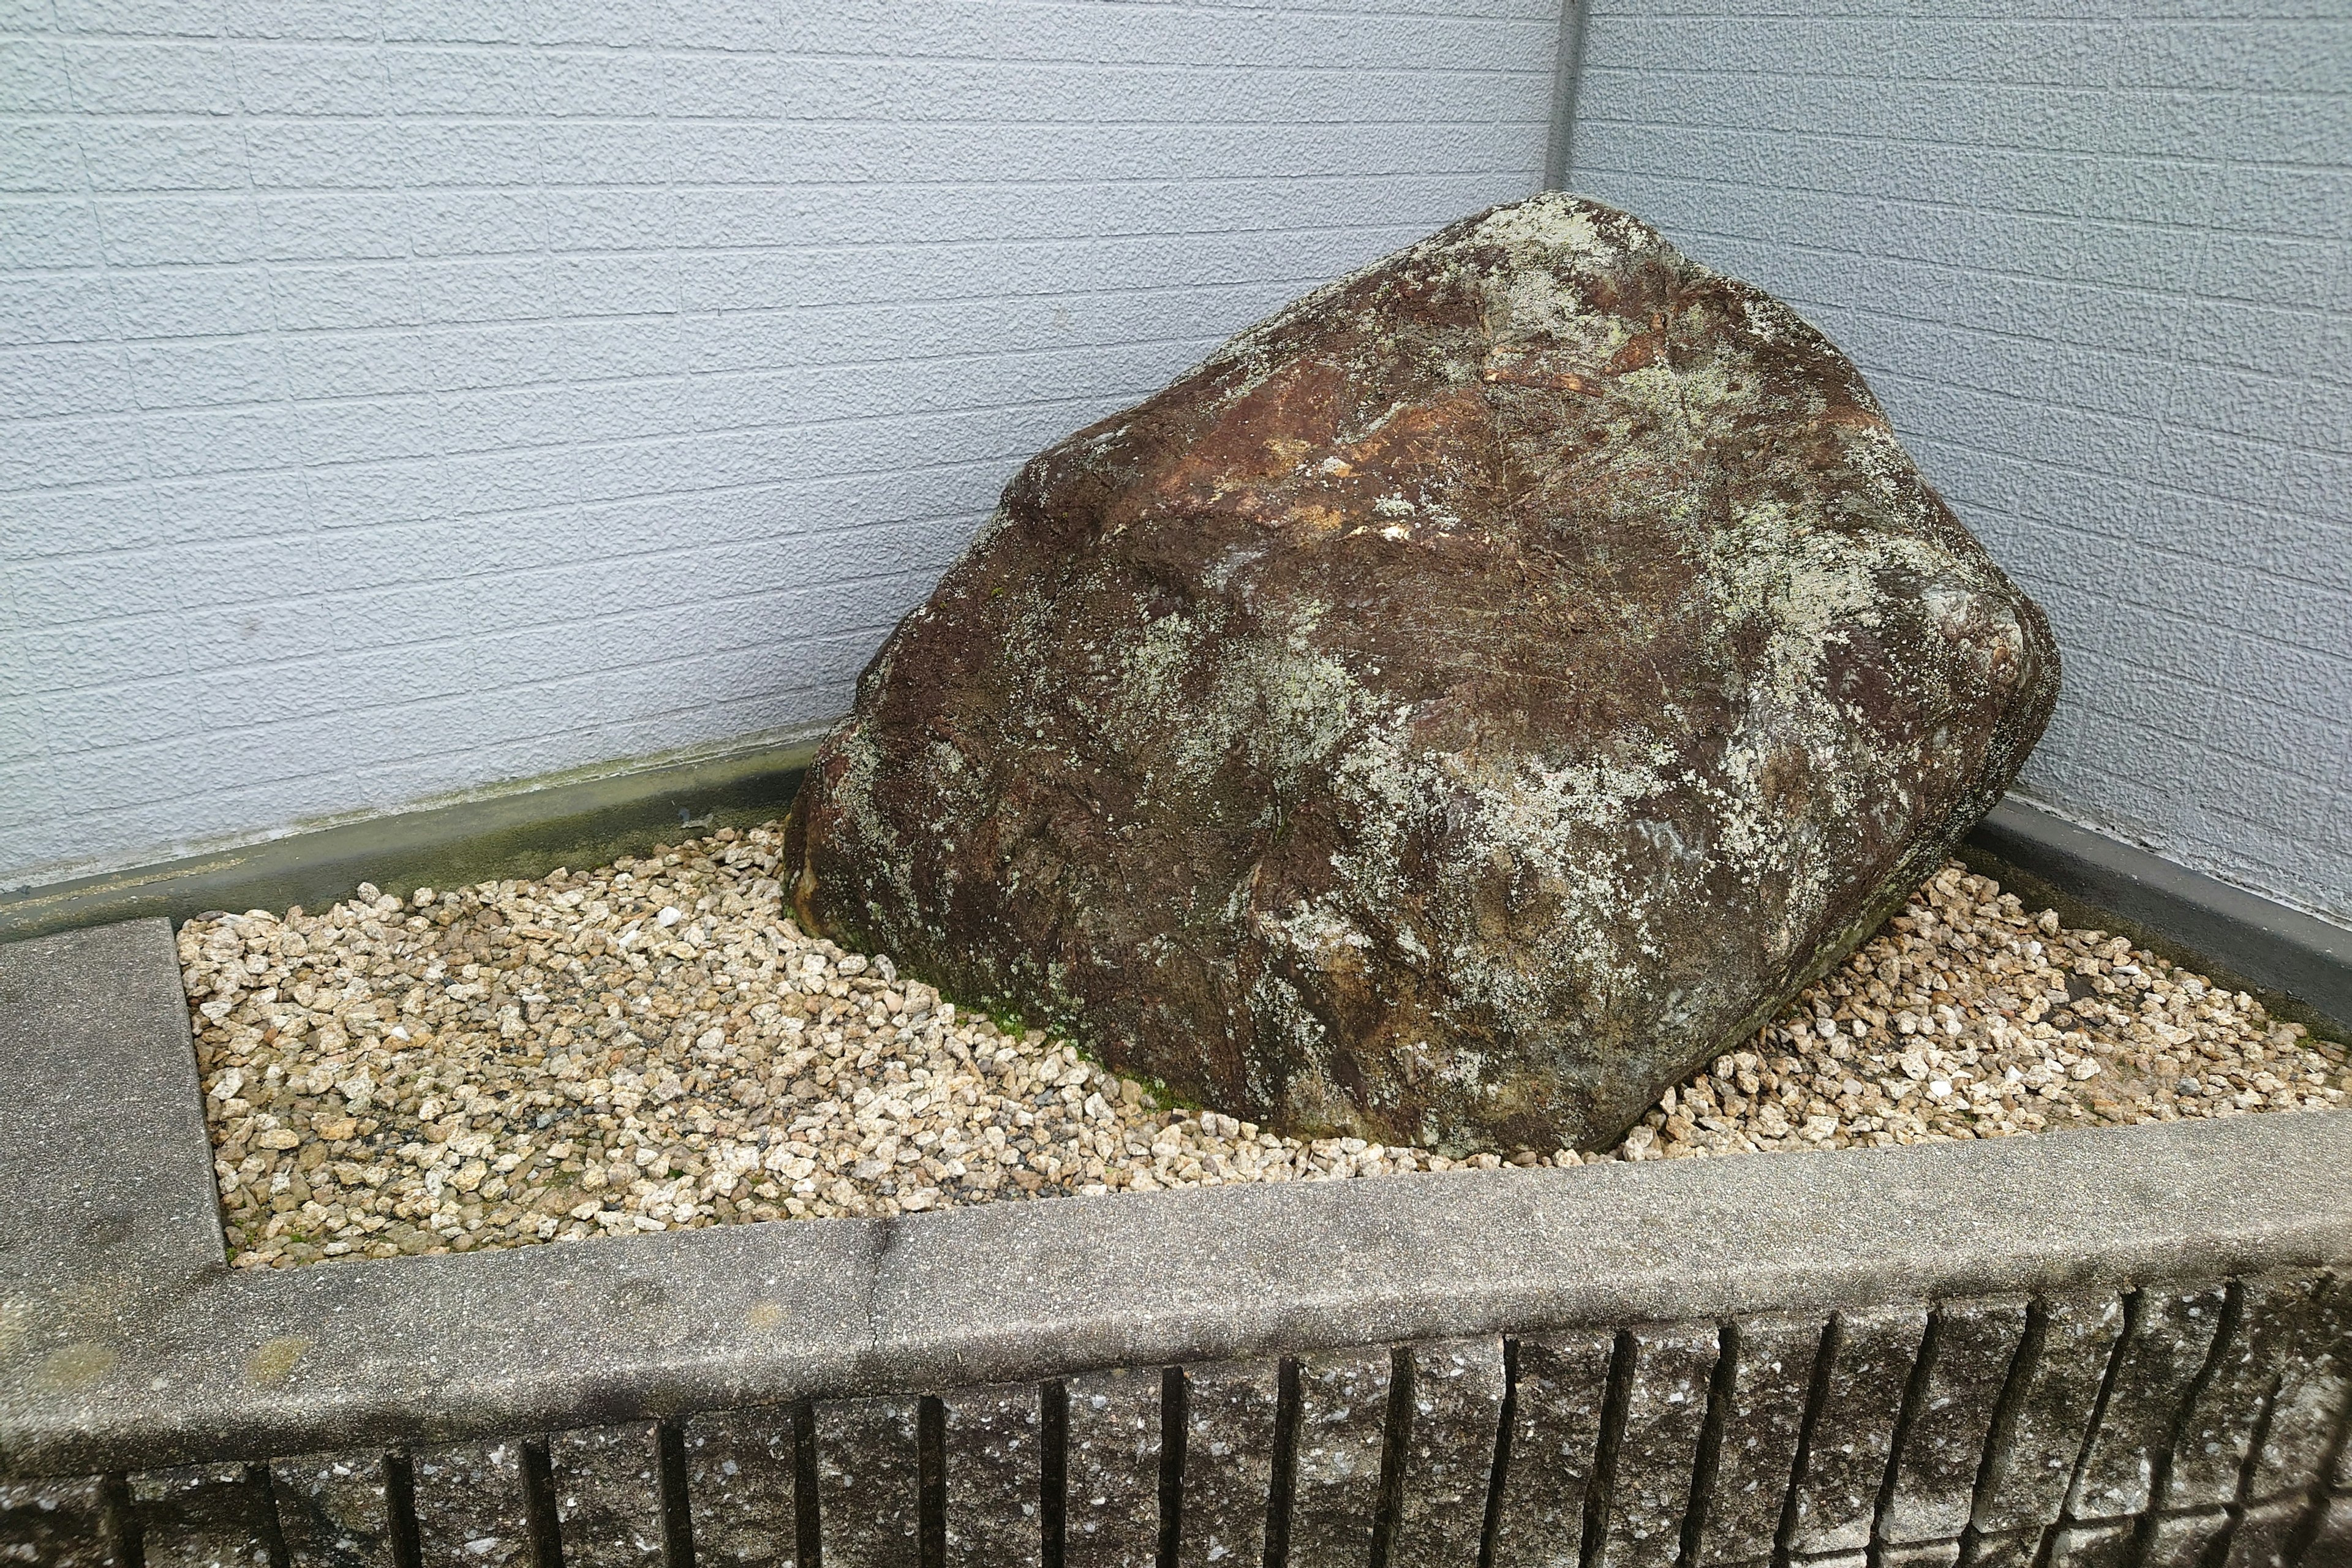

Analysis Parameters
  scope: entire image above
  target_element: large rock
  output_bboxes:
[783,194,2059,1155]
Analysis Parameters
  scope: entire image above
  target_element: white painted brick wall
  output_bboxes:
[0,0,1559,886]
[1571,1,2352,921]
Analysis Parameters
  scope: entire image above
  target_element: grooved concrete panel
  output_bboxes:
[1391,1338,1506,1567]
[408,1440,532,1568]
[941,1382,1044,1568]
[269,1450,394,1568]
[1493,1329,1613,1564]
[1787,1306,1926,1557]
[1697,1313,1820,1566]
[2067,1286,2226,1523]
[2141,1509,2232,1568]
[548,1422,666,1568]
[1596,1321,1717,1568]
[1177,1360,1278,1568]
[815,1397,919,1568]
[2222,1494,2309,1568]
[1065,1367,1161,1568]
[1289,1346,1392,1568]
[2310,1494,2352,1562]
[0,0,1556,889]
[2245,1274,2350,1504]
[1882,1298,2026,1547]
[1569,1,2352,921]
[2162,1277,2316,1514]
[1972,1292,2125,1537]
[681,1404,797,1568]
[942,1384,1041,1568]
[0,1478,115,1568]
[126,1463,273,1568]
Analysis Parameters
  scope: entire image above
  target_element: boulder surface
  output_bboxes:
[785,194,2059,1155]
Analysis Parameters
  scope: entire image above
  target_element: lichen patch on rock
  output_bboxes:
[178,827,2345,1270]
[785,192,2062,1155]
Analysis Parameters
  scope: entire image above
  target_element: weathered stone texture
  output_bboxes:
[786,191,2061,1156]
[1493,1329,1614,1566]
[410,1439,534,1568]
[2047,1518,2138,1566]
[2244,1275,2349,1505]
[2162,1276,2315,1513]
[1964,1529,2044,1568]
[1289,1346,1392,1568]
[816,1397,921,1568]
[1178,1360,1278,1568]
[1877,1542,1961,1568]
[270,1450,393,1567]
[2140,1508,2233,1568]
[0,1477,117,1567]
[1698,1313,1823,1566]
[943,1383,1042,1568]
[1390,1338,1506,1567]
[1970,1292,2125,1537]
[2223,1495,2310,1567]
[1787,1306,1926,1556]
[1066,1367,1162,1568]
[549,1422,668,1568]
[1597,1321,1719,1568]
[683,1404,799,1568]
[2307,1493,2352,1563]
[1882,1298,2028,1547]
[127,1463,274,1568]
[2067,1286,2226,1523]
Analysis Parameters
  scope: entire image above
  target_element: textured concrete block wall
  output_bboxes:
[10,1277,2350,1567]
[0,0,1558,888]
[1566,1,2352,922]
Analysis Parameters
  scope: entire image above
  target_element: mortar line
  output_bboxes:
[99,1472,141,1568]
[791,1400,820,1568]
[2131,1279,2244,1559]
[385,1449,422,1568]
[1262,1358,1301,1568]
[1477,1338,1520,1568]
[1368,1345,1415,1568]
[1580,1329,1638,1568]
[2048,1291,2144,1560]
[1041,1380,1071,1568]
[1869,1307,1945,1564]
[1774,1313,1844,1568]
[1957,1297,2048,1567]
[1158,1366,1187,1568]
[253,1460,292,1568]
[1677,1319,1740,1568]
[519,1437,562,1568]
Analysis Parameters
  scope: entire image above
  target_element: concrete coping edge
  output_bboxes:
[5,1099,2348,1480]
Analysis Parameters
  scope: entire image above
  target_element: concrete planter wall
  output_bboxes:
[4,922,2348,1568]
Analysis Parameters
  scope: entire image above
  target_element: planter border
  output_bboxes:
[5,923,2350,1482]
[4,921,2350,1567]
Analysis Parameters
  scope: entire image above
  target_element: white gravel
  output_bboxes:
[177,827,2348,1268]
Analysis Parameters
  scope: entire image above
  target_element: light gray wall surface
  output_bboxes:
[1567,1,2352,921]
[0,0,1558,888]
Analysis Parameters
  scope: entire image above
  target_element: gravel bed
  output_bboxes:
[177,827,2349,1269]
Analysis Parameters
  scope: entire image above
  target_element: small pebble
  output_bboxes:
[177,835,2347,1268]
